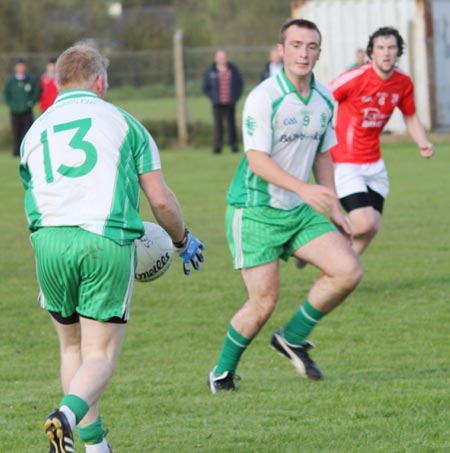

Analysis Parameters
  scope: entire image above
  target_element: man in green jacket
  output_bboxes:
[3,59,39,156]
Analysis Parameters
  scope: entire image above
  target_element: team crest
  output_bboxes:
[245,116,257,136]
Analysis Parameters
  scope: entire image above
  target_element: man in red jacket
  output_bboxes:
[39,58,58,112]
[329,27,434,256]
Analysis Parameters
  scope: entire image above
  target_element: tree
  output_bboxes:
[0,0,111,52]
[174,0,293,47]
[0,0,293,52]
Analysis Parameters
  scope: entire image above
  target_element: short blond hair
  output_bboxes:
[56,45,108,91]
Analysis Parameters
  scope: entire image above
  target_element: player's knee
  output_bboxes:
[259,294,279,315]
[249,292,278,318]
[363,217,380,237]
[351,211,379,239]
[370,221,381,237]
[350,261,363,289]
[340,256,363,292]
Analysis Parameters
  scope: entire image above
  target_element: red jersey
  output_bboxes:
[329,63,416,163]
[39,74,58,112]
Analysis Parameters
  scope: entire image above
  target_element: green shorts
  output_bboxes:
[31,227,136,322]
[226,204,336,269]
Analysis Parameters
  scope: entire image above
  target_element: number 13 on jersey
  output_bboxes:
[40,118,98,183]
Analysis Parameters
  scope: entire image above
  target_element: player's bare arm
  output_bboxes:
[139,170,186,243]
[403,114,435,158]
[247,149,336,213]
[312,151,336,193]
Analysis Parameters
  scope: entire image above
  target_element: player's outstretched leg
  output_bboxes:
[270,329,323,380]
[44,409,75,453]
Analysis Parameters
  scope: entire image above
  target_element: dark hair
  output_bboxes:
[366,27,404,58]
[279,19,322,45]
[48,57,57,64]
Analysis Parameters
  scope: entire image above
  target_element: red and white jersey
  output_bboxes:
[329,63,416,163]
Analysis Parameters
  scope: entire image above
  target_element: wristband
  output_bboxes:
[173,227,189,248]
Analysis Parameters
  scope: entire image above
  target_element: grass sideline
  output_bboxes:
[1,143,449,452]
[0,91,247,150]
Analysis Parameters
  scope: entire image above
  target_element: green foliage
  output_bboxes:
[0,0,293,53]
[1,144,450,451]
[121,0,175,6]
[174,0,293,46]
[0,0,112,52]
[117,7,173,51]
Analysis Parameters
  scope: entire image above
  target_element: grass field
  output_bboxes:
[0,92,246,149]
[0,142,449,452]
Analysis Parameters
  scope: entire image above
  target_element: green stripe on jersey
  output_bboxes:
[229,68,336,210]
[20,90,161,244]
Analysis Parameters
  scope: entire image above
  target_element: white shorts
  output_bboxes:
[333,159,390,199]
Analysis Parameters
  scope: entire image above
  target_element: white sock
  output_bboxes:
[59,405,76,430]
[85,439,110,453]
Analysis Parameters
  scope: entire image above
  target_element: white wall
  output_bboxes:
[431,0,450,128]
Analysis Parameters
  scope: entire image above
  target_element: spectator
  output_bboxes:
[260,45,283,81]
[348,48,366,69]
[3,59,39,156]
[39,57,58,112]
[202,49,244,154]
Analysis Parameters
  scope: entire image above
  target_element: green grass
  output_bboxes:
[0,93,246,149]
[109,94,246,125]
[0,91,244,126]
[1,143,449,452]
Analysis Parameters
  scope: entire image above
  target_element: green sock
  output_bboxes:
[78,416,105,444]
[60,394,89,425]
[215,324,251,375]
[284,300,326,345]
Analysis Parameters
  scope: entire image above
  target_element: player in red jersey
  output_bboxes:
[329,27,434,255]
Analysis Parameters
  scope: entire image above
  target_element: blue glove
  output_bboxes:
[174,229,205,276]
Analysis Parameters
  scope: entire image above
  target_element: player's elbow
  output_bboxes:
[247,151,267,177]
[150,195,172,213]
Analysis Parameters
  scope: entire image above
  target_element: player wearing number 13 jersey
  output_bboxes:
[329,27,434,256]
[19,45,204,453]
[20,87,160,245]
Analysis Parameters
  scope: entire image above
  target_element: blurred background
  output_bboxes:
[0,0,448,148]
[0,0,295,93]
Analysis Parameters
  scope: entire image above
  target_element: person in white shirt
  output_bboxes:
[207,19,361,394]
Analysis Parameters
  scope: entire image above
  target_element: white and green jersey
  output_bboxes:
[227,69,336,210]
[19,89,161,245]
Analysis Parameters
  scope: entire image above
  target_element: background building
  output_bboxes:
[291,0,450,132]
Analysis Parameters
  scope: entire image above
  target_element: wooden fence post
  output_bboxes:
[173,29,188,147]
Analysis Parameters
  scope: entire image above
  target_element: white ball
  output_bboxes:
[135,222,174,282]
